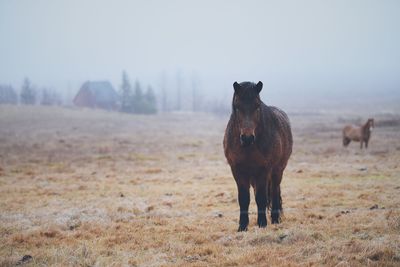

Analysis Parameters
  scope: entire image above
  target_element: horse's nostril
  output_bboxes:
[240,134,255,146]
[249,135,255,143]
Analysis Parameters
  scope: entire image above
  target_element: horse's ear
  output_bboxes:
[233,82,241,93]
[256,81,263,94]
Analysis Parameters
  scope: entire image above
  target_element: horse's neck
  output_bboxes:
[257,105,269,133]
[362,121,371,133]
[257,105,274,139]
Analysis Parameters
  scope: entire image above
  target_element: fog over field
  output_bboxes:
[1,0,400,111]
[1,1,400,266]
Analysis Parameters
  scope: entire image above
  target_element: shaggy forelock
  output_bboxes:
[235,82,259,101]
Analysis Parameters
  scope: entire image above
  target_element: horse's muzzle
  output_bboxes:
[240,134,255,146]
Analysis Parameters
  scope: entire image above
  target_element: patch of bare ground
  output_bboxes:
[0,105,399,266]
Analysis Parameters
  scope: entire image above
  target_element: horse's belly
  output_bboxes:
[349,132,361,141]
[346,128,362,141]
[233,149,269,168]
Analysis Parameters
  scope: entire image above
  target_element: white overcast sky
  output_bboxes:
[0,0,399,104]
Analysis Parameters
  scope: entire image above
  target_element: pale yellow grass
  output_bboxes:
[0,105,399,266]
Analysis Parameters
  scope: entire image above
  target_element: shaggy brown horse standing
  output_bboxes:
[223,81,293,231]
[342,118,374,149]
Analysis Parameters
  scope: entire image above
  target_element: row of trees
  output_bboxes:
[1,73,228,115]
[119,71,157,114]
[0,78,62,106]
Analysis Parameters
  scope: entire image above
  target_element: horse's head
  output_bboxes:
[367,118,375,131]
[232,81,263,147]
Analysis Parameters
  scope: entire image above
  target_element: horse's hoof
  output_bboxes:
[271,210,281,224]
[271,219,280,224]
[237,224,248,232]
[257,217,267,228]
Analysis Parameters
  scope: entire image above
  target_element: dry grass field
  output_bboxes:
[0,105,399,266]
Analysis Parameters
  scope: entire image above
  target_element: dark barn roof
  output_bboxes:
[73,81,119,110]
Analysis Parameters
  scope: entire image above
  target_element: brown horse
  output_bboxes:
[223,81,293,231]
[342,118,374,149]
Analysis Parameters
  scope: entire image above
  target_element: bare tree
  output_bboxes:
[20,78,36,105]
[40,88,62,106]
[176,70,182,111]
[160,71,167,112]
[192,72,199,112]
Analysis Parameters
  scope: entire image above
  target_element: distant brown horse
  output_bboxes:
[342,118,374,149]
[223,81,293,231]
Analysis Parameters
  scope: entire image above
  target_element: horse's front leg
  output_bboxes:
[360,140,364,149]
[237,184,250,231]
[254,170,269,228]
[232,168,250,232]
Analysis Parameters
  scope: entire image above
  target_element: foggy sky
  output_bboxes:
[1,0,399,107]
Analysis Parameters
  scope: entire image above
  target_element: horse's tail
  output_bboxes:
[342,126,352,147]
[278,194,283,223]
[267,179,272,211]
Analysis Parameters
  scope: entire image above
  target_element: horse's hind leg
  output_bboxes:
[271,170,283,224]
[343,137,350,147]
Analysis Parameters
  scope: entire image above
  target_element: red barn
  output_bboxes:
[73,81,119,110]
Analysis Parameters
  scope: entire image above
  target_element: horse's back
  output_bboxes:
[343,125,361,140]
[343,125,352,134]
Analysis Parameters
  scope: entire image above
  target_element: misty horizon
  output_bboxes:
[1,0,400,111]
